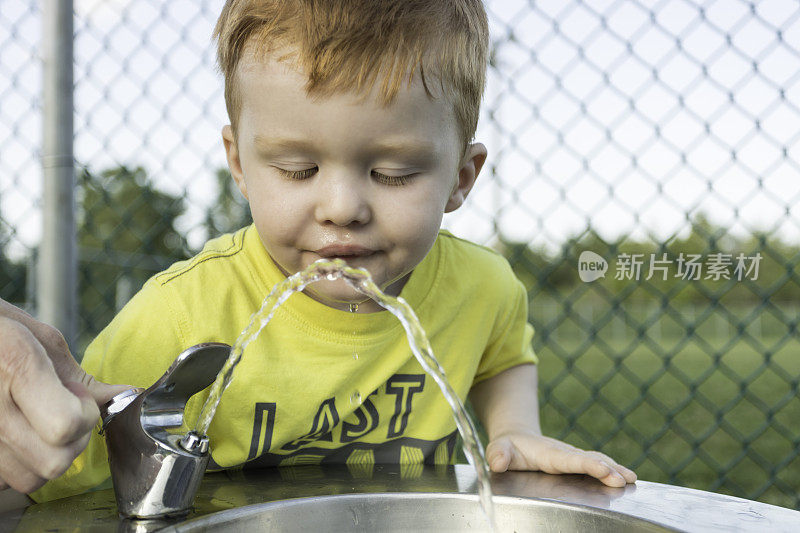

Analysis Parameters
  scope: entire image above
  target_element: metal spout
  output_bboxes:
[179,431,209,455]
[100,343,231,519]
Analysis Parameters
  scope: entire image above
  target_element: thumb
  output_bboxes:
[22,321,134,407]
[46,345,132,407]
[82,376,136,407]
[486,438,514,472]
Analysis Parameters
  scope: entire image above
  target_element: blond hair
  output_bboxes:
[213,0,489,154]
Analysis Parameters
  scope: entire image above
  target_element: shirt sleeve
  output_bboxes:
[472,276,537,385]
[30,279,187,503]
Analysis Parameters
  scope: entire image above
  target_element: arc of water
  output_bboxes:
[193,258,496,530]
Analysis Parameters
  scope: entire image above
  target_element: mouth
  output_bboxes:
[313,245,377,261]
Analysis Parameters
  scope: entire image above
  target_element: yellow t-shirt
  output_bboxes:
[33,225,536,502]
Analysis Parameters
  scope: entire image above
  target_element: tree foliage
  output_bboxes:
[204,168,251,238]
[497,213,800,305]
[77,165,188,346]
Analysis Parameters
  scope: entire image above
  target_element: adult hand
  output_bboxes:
[0,299,129,493]
[486,430,637,488]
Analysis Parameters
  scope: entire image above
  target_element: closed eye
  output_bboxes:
[275,167,317,180]
[275,166,417,186]
[372,171,417,186]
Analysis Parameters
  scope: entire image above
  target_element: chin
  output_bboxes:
[305,278,372,307]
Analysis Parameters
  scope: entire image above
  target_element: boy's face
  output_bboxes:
[222,49,486,312]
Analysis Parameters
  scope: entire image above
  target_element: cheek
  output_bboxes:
[245,179,302,232]
[245,187,274,223]
[381,194,445,245]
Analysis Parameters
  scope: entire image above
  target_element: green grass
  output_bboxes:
[535,335,800,510]
[457,323,799,510]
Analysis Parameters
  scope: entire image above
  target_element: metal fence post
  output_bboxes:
[39,0,76,348]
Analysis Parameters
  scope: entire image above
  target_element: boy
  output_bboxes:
[0,0,635,503]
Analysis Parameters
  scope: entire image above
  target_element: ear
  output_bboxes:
[445,142,487,213]
[222,125,248,200]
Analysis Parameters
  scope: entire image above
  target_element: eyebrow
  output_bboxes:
[252,135,437,160]
[253,135,314,153]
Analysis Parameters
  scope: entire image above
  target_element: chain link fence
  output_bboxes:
[1,0,798,510]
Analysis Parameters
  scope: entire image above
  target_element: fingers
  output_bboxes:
[0,382,92,490]
[572,452,635,488]
[550,448,632,487]
[3,321,99,446]
[0,300,84,386]
[582,451,637,486]
[0,445,46,494]
[0,404,88,493]
[0,299,36,326]
[490,434,637,488]
[0,301,67,362]
[486,440,513,472]
[614,463,637,483]
[0,317,99,493]
[587,460,625,487]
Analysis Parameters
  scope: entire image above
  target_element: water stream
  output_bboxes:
[193,258,496,529]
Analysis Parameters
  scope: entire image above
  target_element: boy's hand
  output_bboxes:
[470,365,636,489]
[486,430,637,488]
[0,299,130,493]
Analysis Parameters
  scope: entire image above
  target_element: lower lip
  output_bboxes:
[310,251,377,261]
[327,253,374,260]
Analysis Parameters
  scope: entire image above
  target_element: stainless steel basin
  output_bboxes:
[4,465,800,532]
[167,492,673,532]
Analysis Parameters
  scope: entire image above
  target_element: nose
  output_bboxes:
[314,171,372,226]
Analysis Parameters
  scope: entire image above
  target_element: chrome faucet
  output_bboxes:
[100,343,231,519]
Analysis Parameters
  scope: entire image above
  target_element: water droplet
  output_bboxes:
[353,352,358,360]
[327,273,337,281]
[349,303,358,313]
[350,390,362,404]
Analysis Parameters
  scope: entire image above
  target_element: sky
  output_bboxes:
[2,0,800,260]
